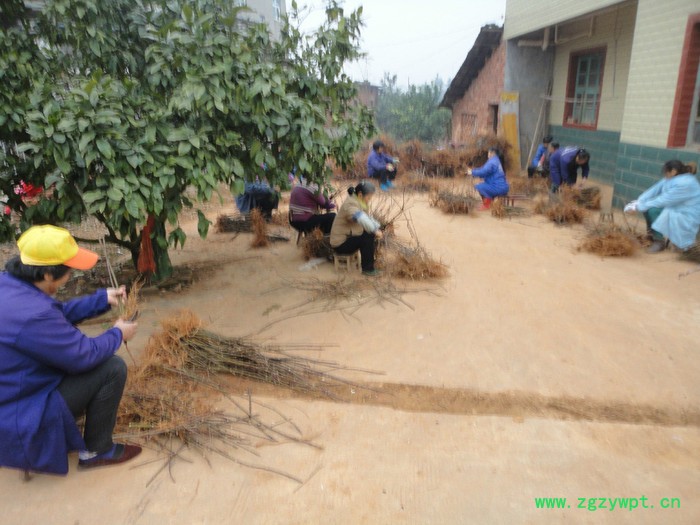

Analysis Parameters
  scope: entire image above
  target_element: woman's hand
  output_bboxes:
[466,168,473,176]
[375,229,383,240]
[114,319,138,342]
[107,286,127,307]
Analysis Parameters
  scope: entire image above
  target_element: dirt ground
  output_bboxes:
[1,178,700,524]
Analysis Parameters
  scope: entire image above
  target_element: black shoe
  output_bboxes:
[78,444,142,470]
[646,240,667,254]
[362,269,381,277]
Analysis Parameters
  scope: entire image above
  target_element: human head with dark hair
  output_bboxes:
[662,159,698,178]
[575,148,590,165]
[347,180,377,203]
[488,147,506,169]
[548,141,560,153]
[543,135,553,144]
[6,225,100,295]
[372,140,385,152]
[5,256,71,284]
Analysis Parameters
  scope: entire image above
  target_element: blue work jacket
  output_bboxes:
[0,274,122,474]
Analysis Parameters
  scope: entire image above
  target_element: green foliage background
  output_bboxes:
[375,74,451,145]
[0,0,374,278]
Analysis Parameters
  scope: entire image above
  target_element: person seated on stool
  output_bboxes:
[367,140,398,192]
[467,147,509,211]
[330,181,383,276]
[289,180,336,235]
[624,160,700,254]
[0,225,140,475]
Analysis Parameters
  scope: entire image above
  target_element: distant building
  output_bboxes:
[504,0,700,207]
[355,82,379,110]
[234,0,287,40]
[440,26,505,144]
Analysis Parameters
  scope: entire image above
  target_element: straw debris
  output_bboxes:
[300,228,332,260]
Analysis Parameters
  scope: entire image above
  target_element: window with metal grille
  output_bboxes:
[564,48,606,129]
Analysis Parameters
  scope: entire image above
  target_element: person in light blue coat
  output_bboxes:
[624,160,700,253]
[467,147,509,211]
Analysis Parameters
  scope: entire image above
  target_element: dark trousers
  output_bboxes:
[373,167,396,185]
[290,212,336,235]
[57,355,127,454]
[527,166,549,178]
[334,231,376,271]
[643,207,664,241]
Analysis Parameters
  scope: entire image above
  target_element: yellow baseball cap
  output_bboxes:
[17,225,99,270]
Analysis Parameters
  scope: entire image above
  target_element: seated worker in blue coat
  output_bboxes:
[624,160,700,254]
[549,146,590,192]
[528,135,553,178]
[235,180,279,219]
[0,225,140,475]
[467,147,510,211]
[367,140,398,191]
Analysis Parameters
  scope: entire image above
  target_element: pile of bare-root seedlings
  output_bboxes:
[429,187,481,215]
[490,197,530,220]
[300,227,332,260]
[579,223,640,256]
[116,310,374,485]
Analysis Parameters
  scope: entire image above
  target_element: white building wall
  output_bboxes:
[548,1,637,133]
[620,0,699,147]
[504,0,625,39]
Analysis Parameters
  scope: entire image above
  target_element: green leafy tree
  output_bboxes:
[0,0,374,279]
[375,74,451,144]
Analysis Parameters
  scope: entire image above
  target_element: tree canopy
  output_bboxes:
[0,0,374,278]
[375,74,451,145]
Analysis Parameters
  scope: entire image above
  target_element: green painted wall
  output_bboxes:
[549,125,620,186]
[612,144,700,208]
[549,125,700,208]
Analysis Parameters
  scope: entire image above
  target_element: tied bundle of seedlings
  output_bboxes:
[383,237,448,280]
[490,197,529,220]
[563,186,602,210]
[579,224,640,256]
[215,214,253,233]
[216,212,290,243]
[539,190,587,225]
[378,213,448,280]
[430,189,480,214]
[679,244,700,264]
[250,208,269,248]
[145,310,365,398]
[301,228,332,260]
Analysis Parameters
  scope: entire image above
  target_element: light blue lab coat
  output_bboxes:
[636,174,700,249]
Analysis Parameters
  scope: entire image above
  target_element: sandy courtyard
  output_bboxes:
[1,185,699,524]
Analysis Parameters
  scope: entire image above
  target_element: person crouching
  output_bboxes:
[467,147,510,211]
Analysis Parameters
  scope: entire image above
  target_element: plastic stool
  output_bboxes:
[333,251,361,272]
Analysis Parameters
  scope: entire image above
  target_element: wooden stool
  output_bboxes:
[333,251,361,272]
[504,193,529,207]
[599,210,614,223]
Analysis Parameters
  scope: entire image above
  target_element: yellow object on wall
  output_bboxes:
[500,92,521,171]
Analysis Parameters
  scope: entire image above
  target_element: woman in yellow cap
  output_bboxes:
[0,225,141,475]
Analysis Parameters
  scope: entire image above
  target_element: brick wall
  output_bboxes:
[451,41,506,144]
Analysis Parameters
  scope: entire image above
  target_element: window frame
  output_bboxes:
[667,13,700,148]
[563,46,607,131]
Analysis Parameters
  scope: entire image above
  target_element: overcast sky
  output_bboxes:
[298,0,507,88]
